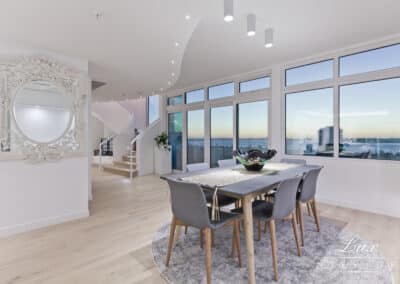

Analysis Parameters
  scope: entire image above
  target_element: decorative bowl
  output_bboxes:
[232,149,277,171]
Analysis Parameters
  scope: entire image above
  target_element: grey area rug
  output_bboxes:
[152,215,393,284]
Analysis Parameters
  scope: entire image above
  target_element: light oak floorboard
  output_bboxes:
[0,169,399,283]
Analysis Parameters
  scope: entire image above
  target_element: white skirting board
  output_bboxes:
[0,210,89,238]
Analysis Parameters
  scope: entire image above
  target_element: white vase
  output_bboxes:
[154,146,172,175]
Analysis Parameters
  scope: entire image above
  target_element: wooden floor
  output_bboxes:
[0,169,399,284]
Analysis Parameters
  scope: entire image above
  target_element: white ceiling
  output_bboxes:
[1,0,400,100]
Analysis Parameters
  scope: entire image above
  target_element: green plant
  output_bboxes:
[154,132,170,151]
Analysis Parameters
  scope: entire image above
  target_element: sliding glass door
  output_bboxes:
[187,109,204,164]
[210,106,233,167]
[168,112,183,170]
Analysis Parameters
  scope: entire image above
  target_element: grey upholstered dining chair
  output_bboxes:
[217,159,236,168]
[187,162,209,172]
[165,179,242,284]
[296,167,322,246]
[241,177,302,282]
[280,158,307,165]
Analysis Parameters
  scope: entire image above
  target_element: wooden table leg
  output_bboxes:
[242,196,256,284]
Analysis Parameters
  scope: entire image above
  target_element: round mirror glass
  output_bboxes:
[13,81,73,143]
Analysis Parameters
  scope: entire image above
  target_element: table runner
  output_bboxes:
[180,163,300,188]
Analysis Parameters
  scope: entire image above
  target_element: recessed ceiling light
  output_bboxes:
[170,60,175,65]
[93,10,104,21]
[171,72,175,77]
[175,42,180,47]
[160,87,164,92]
[185,14,191,20]
[168,81,171,86]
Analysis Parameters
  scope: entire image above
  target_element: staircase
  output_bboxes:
[103,150,138,178]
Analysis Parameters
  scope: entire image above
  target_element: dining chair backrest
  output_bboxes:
[166,178,210,229]
[280,158,307,165]
[272,177,302,219]
[187,162,210,172]
[298,167,322,202]
[217,159,236,168]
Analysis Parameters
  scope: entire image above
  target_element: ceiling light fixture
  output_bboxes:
[171,72,175,77]
[168,81,171,86]
[175,42,180,47]
[185,14,191,20]
[170,59,175,65]
[224,0,234,22]
[247,14,256,36]
[264,28,274,48]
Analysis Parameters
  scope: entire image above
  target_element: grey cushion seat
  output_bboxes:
[231,200,273,218]
[208,208,241,229]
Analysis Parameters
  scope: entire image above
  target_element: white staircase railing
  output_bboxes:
[98,135,116,171]
[129,135,140,179]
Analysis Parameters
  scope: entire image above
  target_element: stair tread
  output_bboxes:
[103,165,137,172]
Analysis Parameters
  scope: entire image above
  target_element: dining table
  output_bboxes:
[161,162,323,284]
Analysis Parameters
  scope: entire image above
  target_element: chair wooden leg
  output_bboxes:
[291,212,302,257]
[257,220,261,241]
[296,204,300,224]
[268,220,278,281]
[297,202,305,247]
[231,226,236,258]
[205,228,212,284]
[166,216,177,267]
[184,225,188,234]
[311,198,320,232]
[200,229,204,249]
[306,202,312,216]
[234,221,242,267]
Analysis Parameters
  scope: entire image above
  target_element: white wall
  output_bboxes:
[0,157,89,236]
[137,121,159,176]
[0,41,90,237]
[118,98,147,130]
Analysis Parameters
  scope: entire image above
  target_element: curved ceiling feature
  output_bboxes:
[174,0,400,90]
[1,1,400,100]
[0,0,203,101]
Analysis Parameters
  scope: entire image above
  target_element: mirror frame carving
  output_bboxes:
[0,56,87,161]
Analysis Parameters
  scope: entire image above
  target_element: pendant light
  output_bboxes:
[224,0,234,22]
[264,28,273,48]
[247,14,256,36]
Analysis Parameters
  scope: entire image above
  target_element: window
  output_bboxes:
[285,60,333,86]
[237,101,268,152]
[210,106,233,167]
[208,82,234,100]
[187,109,204,164]
[340,44,400,77]
[147,95,159,125]
[286,88,334,156]
[168,112,183,170]
[339,78,400,160]
[186,89,204,104]
[239,77,270,93]
[168,95,183,106]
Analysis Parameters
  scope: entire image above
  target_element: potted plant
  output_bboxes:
[154,132,171,151]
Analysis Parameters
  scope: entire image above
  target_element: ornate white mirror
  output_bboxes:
[13,80,74,144]
[0,56,88,161]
